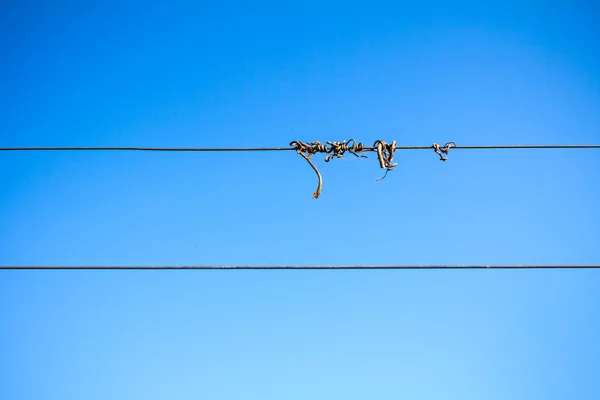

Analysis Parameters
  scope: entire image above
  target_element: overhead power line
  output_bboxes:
[3,140,599,198]
[1,265,599,270]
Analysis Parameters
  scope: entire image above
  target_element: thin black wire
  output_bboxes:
[444,145,600,149]
[0,147,293,151]
[1,144,599,151]
[3,143,595,270]
[1,265,599,270]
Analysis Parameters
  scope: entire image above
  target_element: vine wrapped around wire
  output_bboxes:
[290,139,368,198]
[291,139,401,198]
[433,142,456,161]
[373,140,397,180]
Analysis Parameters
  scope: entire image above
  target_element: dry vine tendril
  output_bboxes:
[291,138,401,198]
[373,140,397,180]
[290,139,368,198]
[432,142,456,161]
[291,139,457,198]
[324,139,368,162]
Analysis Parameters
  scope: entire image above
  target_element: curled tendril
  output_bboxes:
[324,138,368,162]
[373,140,397,180]
[432,142,456,161]
[290,139,368,198]
[290,141,323,199]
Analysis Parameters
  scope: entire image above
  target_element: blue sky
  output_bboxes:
[1,1,599,399]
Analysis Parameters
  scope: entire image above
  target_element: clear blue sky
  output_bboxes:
[1,1,600,399]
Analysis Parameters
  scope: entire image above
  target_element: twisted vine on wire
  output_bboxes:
[290,141,323,199]
[432,142,456,161]
[291,139,403,198]
[9,140,600,199]
[290,139,369,198]
[373,140,397,180]
[324,139,368,162]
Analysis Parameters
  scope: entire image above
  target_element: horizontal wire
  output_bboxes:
[446,144,600,149]
[1,144,599,152]
[1,265,599,270]
[0,147,294,151]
